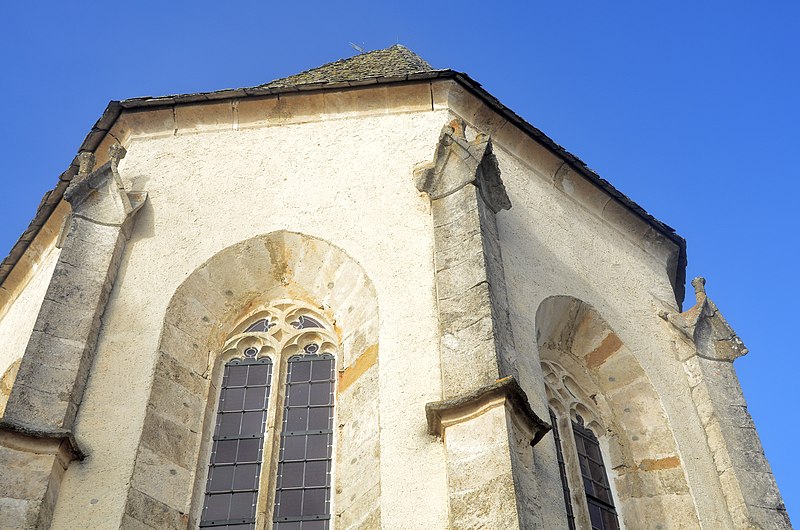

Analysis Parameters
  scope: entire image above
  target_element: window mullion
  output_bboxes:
[560,416,595,530]
[550,409,577,530]
[255,353,286,530]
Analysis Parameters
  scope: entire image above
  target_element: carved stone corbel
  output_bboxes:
[65,145,147,234]
[415,119,511,213]
[659,277,747,361]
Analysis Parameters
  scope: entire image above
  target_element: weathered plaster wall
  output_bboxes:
[6,77,780,528]
[49,87,452,529]
[493,143,732,528]
[438,81,737,527]
[0,231,61,403]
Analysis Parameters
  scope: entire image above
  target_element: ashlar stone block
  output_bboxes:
[124,487,188,530]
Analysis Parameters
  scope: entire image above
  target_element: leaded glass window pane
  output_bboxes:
[290,315,323,329]
[572,420,620,530]
[273,350,334,529]
[200,358,273,529]
[245,319,274,333]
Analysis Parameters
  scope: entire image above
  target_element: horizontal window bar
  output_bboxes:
[274,486,331,492]
[200,517,256,527]
[213,433,265,441]
[273,515,332,523]
[204,489,260,495]
[586,495,618,512]
[282,429,333,436]
[205,461,262,467]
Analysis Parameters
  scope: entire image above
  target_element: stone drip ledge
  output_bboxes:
[426,376,550,446]
[0,418,86,462]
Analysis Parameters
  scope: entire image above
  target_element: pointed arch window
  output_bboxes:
[199,303,337,530]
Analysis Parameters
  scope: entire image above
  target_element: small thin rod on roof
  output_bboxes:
[349,42,365,54]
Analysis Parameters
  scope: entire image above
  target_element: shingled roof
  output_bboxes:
[263,45,435,88]
[0,45,688,305]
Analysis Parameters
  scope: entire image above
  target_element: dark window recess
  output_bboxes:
[200,357,273,529]
[572,418,620,530]
[273,347,334,529]
[550,410,577,530]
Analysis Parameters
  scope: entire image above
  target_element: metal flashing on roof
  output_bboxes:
[0,46,687,306]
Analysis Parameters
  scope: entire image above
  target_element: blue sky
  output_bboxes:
[1,0,797,522]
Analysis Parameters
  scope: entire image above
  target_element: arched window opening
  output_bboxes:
[199,302,337,530]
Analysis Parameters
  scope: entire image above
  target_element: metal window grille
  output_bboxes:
[572,420,620,530]
[273,351,335,530]
[200,357,273,530]
[550,410,577,530]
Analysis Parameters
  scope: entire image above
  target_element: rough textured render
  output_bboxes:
[0,45,789,529]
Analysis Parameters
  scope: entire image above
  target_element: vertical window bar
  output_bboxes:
[572,420,620,530]
[550,410,576,530]
[200,357,273,530]
[273,350,335,530]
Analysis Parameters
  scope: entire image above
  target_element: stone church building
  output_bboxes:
[0,46,789,529]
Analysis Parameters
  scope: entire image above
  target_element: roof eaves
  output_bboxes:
[1,68,687,306]
[447,72,687,304]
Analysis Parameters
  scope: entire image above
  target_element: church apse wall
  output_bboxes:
[41,92,453,528]
[0,46,788,529]
[439,79,787,527]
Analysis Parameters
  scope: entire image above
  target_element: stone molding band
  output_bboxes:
[0,419,85,462]
[426,376,550,446]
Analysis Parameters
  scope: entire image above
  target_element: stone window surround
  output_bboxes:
[197,301,339,529]
[543,360,624,530]
[120,231,381,529]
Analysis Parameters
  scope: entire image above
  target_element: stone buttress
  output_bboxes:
[416,119,550,529]
[660,278,791,528]
[0,146,145,529]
